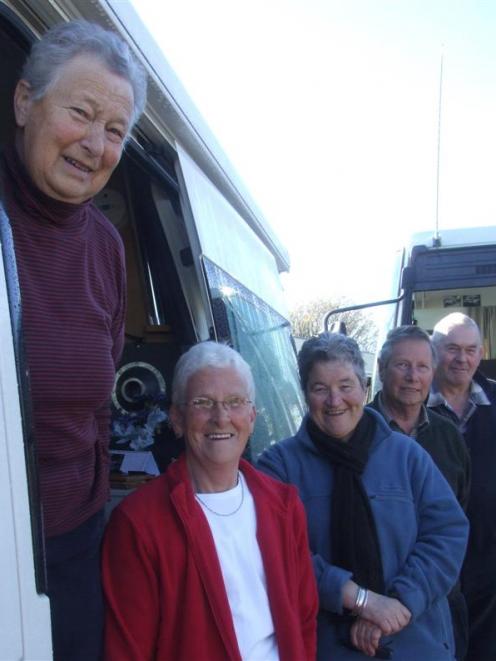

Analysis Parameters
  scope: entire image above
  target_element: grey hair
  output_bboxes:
[298,332,367,392]
[378,325,437,369]
[171,341,255,404]
[431,312,481,348]
[21,20,147,128]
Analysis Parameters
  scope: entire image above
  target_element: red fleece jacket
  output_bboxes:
[102,456,318,660]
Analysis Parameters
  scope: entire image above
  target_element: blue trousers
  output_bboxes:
[45,509,105,661]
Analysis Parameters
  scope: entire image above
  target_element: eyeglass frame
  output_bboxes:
[179,396,253,413]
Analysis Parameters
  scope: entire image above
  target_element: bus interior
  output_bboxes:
[0,2,305,478]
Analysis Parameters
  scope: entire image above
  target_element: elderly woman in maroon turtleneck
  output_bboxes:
[0,20,146,661]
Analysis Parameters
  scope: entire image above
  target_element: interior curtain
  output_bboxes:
[467,306,496,358]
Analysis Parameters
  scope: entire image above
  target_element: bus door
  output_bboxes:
[175,146,305,458]
[0,7,52,657]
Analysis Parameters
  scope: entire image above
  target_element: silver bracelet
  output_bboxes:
[353,586,369,615]
[361,589,369,613]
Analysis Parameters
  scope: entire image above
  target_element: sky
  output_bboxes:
[132,0,496,312]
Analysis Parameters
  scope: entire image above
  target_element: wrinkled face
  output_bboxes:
[380,339,434,408]
[306,360,365,441]
[435,324,483,391]
[14,53,134,204]
[170,367,256,477]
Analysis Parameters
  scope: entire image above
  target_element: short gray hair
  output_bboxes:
[431,312,481,347]
[378,325,437,369]
[21,20,147,128]
[171,342,255,404]
[298,332,367,392]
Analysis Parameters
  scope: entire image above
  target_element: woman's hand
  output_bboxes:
[350,595,412,657]
[361,591,411,636]
[350,618,382,657]
[342,581,411,636]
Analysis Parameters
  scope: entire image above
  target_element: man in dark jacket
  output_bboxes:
[369,324,470,660]
[429,312,496,661]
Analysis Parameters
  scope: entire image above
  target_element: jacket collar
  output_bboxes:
[166,454,291,514]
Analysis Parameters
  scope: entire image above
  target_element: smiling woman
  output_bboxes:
[169,365,256,492]
[102,341,318,661]
[14,53,134,203]
[258,332,469,661]
[306,361,366,440]
[0,19,147,661]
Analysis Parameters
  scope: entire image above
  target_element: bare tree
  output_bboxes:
[289,297,378,352]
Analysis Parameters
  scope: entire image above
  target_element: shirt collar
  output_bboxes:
[428,379,491,433]
[470,379,491,405]
[428,380,491,407]
[377,391,429,438]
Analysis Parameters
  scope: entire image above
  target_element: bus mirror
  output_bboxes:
[400,266,414,290]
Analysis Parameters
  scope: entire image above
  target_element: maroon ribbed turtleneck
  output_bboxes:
[1,146,126,537]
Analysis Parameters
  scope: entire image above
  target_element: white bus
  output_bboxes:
[325,226,496,389]
[0,0,304,657]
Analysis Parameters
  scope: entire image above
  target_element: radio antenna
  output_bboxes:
[434,49,444,247]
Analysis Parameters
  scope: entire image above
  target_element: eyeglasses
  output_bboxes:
[182,396,252,412]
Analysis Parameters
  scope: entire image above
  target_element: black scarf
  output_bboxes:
[307,410,385,595]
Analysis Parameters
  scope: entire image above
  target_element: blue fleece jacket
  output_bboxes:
[257,408,469,661]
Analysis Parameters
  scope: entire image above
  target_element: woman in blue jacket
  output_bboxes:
[258,332,469,660]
